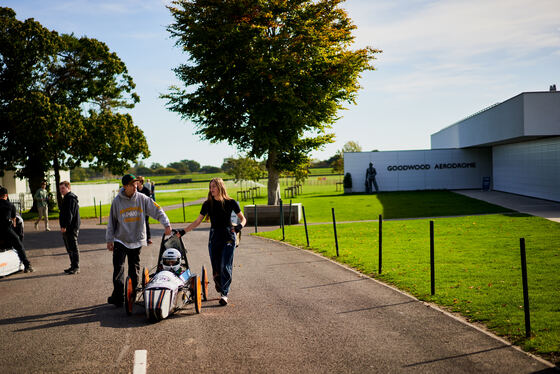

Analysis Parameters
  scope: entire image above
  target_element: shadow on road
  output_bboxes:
[23,227,108,250]
[0,303,178,331]
[337,300,418,314]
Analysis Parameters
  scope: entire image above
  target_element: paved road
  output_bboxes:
[0,220,555,373]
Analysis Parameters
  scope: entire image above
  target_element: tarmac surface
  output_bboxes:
[0,191,558,373]
[455,190,560,223]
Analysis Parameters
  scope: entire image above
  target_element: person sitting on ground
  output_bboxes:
[0,186,33,273]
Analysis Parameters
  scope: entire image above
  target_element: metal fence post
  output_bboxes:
[99,201,102,225]
[520,238,531,338]
[94,197,97,218]
[332,208,339,257]
[430,220,435,295]
[379,214,383,274]
[254,202,258,233]
[280,199,284,241]
[182,197,185,222]
[302,205,310,247]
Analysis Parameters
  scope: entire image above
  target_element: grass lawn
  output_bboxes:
[255,214,560,362]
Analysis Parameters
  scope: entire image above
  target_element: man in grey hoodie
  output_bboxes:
[106,174,172,307]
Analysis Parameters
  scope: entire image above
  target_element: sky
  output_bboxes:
[3,0,560,168]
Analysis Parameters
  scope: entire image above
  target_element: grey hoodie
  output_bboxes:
[106,188,170,247]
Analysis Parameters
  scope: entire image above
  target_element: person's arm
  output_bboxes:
[183,214,204,233]
[10,204,16,227]
[106,203,117,251]
[144,197,171,234]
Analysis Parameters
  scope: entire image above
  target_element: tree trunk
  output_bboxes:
[53,156,63,209]
[26,160,47,213]
[266,149,280,205]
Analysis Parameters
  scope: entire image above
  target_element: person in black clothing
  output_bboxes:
[137,176,153,245]
[0,186,33,272]
[178,178,246,306]
[59,181,81,274]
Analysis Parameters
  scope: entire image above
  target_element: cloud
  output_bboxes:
[348,0,560,60]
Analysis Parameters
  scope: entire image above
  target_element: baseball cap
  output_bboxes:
[122,174,139,186]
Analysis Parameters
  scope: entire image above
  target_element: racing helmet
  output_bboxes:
[161,248,182,273]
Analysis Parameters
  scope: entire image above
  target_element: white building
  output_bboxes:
[0,169,118,210]
[344,90,560,202]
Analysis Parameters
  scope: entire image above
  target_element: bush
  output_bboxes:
[343,172,352,188]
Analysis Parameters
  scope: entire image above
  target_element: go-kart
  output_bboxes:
[123,231,209,322]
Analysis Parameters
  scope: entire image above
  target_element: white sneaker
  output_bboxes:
[34,222,38,230]
[219,294,228,306]
[45,227,50,231]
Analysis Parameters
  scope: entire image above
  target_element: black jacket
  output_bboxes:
[59,192,81,230]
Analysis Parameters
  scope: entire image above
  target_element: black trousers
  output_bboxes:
[1,227,30,267]
[62,229,80,269]
[111,241,141,302]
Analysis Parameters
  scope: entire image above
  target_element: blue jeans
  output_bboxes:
[208,228,236,296]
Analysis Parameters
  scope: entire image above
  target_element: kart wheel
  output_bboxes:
[193,275,202,314]
[142,267,149,290]
[201,266,209,301]
[124,276,134,315]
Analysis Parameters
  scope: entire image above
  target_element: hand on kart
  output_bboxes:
[233,224,243,233]
[175,229,186,237]
[164,226,172,236]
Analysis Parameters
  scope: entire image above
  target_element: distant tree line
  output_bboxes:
[70,142,372,182]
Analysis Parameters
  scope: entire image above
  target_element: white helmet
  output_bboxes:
[161,248,182,273]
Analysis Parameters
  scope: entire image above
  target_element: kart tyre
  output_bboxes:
[124,276,134,315]
[142,267,149,290]
[201,266,209,301]
[193,275,202,314]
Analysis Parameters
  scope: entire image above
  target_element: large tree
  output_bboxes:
[164,0,380,205]
[0,8,148,206]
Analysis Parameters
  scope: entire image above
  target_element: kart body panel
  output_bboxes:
[0,249,24,277]
[143,269,193,321]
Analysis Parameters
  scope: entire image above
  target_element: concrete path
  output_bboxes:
[455,190,560,223]
[0,219,556,373]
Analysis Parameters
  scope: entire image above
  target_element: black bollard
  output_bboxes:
[332,208,339,257]
[430,220,435,295]
[303,205,309,247]
[379,214,383,274]
[520,238,531,338]
[280,199,284,241]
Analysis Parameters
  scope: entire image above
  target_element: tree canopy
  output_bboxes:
[163,0,380,204]
[0,7,148,205]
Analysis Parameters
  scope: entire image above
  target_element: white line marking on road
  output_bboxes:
[133,350,147,374]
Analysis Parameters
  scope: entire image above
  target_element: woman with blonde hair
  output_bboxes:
[179,178,246,305]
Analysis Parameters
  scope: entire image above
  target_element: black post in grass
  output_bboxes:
[99,201,102,225]
[254,199,258,233]
[430,220,435,295]
[520,238,531,339]
[332,208,339,257]
[94,197,97,218]
[288,199,292,226]
[378,214,383,274]
[280,198,285,240]
[303,205,309,247]
[182,197,185,222]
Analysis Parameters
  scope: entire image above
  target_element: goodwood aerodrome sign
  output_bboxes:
[386,162,477,171]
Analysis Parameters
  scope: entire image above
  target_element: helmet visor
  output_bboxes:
[162,257,180,266]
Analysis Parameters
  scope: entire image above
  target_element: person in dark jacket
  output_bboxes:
[59,181,81,274]
[0,186,33,273]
